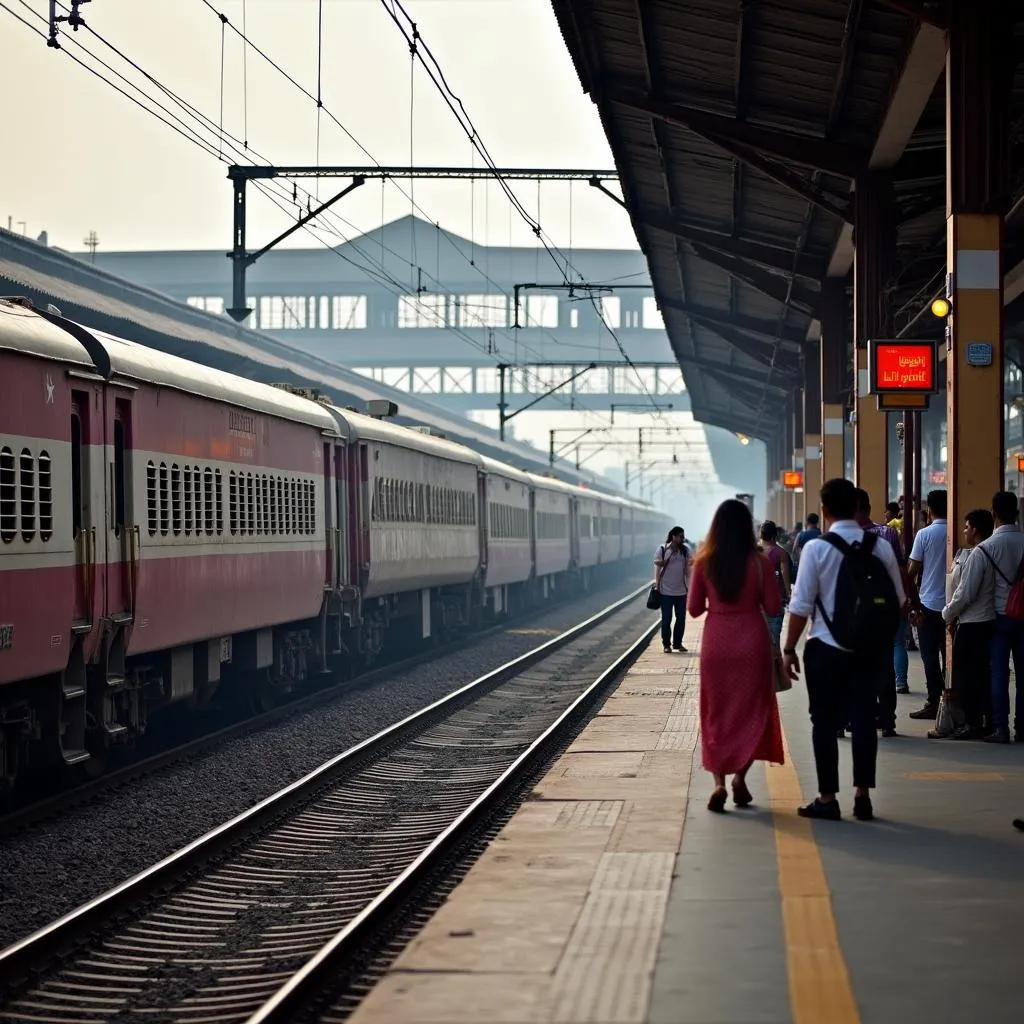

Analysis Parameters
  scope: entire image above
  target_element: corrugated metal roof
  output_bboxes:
[551,0,981,441]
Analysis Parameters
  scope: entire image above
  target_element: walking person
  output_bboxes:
[854,488,913,737]
[782,479,905,821]
[655,526,691,654]
[758,520,791,649]
[939,509,995,739]
[976,491,1024,743]
[907,490,949,720]
[687,500,785,813]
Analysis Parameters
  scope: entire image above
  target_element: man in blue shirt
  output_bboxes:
[793,514,822,577]
[908,489,948,719]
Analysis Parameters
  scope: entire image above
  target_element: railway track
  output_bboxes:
[0,585,659,1023]
[0,578,644,837]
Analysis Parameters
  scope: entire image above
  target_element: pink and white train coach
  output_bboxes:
[0,298,670,785]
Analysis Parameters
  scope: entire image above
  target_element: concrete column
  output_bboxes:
[853,173,895,509]
[946,0,1011,552]
[820,277,848,483]
[791,388,805,528]
[803,341,822,519]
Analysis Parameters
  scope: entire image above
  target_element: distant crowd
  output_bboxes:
[651,479,1024,830]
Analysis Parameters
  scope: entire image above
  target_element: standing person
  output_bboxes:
[793,514,822,572]
[854,488,913,737]
[907,490,948,720]
[758,520,791,649]
[976,491,1024,743]
[781,479,905,821]
[687,500,784,813]
[940,509,995,739]
[654,526,690,654]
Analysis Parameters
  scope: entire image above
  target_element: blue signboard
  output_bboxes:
[966,342,994,367]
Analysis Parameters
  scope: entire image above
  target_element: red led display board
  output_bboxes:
[781,470,803,489]
[868,340,938,394]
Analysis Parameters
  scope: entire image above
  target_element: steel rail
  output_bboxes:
[0,582,651,987]
[249,618,658,1023]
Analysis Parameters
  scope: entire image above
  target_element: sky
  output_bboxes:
[0,0,738,530]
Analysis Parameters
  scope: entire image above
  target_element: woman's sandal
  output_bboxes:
[732,779,753,807]
[708,788,728,813]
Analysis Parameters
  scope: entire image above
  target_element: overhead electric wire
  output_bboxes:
[9,0,671,435]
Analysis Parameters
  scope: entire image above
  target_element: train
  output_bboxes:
[0,297,671,785]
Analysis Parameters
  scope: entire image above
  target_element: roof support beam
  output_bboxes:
[688,244,820,315]
[687,315,802,374]
[604,89,867,177]
[659,297,807,348]
[874,0,949,31]
[636,208,827,280]
[686,356,792,390]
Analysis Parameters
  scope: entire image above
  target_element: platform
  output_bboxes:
[348,617,1024,1024]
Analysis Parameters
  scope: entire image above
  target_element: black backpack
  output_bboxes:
[815,532,901,651]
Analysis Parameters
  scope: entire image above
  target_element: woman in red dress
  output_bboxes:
[687,499,785,812]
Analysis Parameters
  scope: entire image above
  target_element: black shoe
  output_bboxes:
[984,728,1011,744]
[663,645,671,654]
[1013,818,1024,832]
[836,728,846,738]
[896,684,910,694]
[908,704,938,720]
[798,799,841,820]
[673,644,687,653]
[853,795,874,821]
[881,728,898,738]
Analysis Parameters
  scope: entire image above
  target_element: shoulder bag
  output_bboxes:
[647,545,666,610]
[757,554,791,693]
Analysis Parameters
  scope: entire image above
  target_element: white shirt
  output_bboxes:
[909,519,948,612]
[976,524,1024,615]
[943,546,996,624]
[788,519,906,651]
[654,543,689,596]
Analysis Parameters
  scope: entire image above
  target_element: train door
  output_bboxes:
[70,389,103,660]
[476,471,487,576]
[322,441,334,587]
[348,444,369,588]
[103,396,136,675]
[335,444,350,586]
[569,496,579,567]
[528,488,537,576]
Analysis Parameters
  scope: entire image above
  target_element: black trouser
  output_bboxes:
[660,593,686,648]
[805,638,878,794]
[916,608,947,705]
[876,656,898,731]
[951,620,994,731]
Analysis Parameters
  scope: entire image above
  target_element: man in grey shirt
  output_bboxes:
[974,491,1024,743]
[655,526,690,653]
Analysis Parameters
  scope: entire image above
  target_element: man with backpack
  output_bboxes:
[976,492,1024,743]
[781,478,905,822]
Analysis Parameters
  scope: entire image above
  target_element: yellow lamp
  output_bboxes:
[930,296,952,318]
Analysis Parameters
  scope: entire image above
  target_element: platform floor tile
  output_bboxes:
[348,621,702,1024]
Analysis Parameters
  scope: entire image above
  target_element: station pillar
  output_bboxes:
[803,342,822,521]
[792,388,805,526]
[946,0,1011,551]
[853,173,895,508]
[820,277,847,485]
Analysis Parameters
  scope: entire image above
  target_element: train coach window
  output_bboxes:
[215,470,224,535]
[158,464,169,536]
[228,472,237,535]
[38,451,53,542]
[146,461,157,537]
[193,467,203,536]
[245,473,254,536]
[184,465,194,535]
[204,468,214,535]
[19,450,37,543]
[0,447,15,544]
[170,465,182,536]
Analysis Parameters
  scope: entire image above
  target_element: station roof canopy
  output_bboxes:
[552,1,1024,442]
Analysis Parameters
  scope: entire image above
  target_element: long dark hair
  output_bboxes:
[696,499,758,603]
[665,525,684,545]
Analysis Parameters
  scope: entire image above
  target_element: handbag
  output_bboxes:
[757,555,791,693]
[647,544,669,610]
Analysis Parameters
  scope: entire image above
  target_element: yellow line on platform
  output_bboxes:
[765,733,860,1024]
